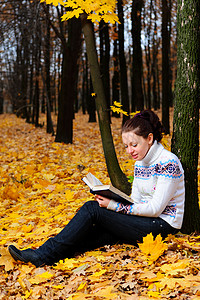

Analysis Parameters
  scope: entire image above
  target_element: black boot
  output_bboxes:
[8,245,44,268]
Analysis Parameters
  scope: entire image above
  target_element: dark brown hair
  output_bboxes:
[122,110,165,142]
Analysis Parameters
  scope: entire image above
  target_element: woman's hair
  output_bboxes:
[122,110,165,142]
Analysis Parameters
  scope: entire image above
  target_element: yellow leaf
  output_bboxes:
[2,185,20,200]
[113,101,122,107]
[77,281,87,290]
[18,277,27,292]
[53,258,78,270]
[38,271,54,279]
[130,110,141,117]
[93,286,117,299]
[42,0,64,6]
[138,233,168,264]
[147,290,161,298]
[28,271,55,284]
[89,269,107,278]
[52,285,65,290]
[0,247,15,271]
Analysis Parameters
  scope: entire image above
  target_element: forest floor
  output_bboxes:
[0,112,200,299]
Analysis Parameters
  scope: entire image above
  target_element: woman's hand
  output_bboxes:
[95,194,111,208]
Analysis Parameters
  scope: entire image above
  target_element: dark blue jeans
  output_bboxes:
[35,201,178,265]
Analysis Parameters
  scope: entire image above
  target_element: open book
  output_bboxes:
[82,173,133,205]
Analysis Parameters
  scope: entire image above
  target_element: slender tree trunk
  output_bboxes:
[27,56,33,123]
[45,5,54,133]
[171,0,200,233]
[81,14,131,195]
[112,27,120,118]
[145,0,153,109]
[99,21,111,114]
[81,55,86,114]
[0,81,3,114]
[85,52,96,122]
[131,0,144,111]
[117,0,130,123]
[161,0,171,133]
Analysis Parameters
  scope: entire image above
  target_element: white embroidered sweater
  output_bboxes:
[107,141,185,229]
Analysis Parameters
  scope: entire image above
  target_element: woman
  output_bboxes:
[9,110,185,267]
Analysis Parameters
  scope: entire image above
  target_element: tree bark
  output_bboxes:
[99,21,111,114]
[161,0,171,133]
[0,80,3,114]
[55,17,82,143]
[171,0,200,233]
[131,0,144,111]
[112,27,120,118]
[117,0,130,123]
[81,14,131,195]
[44,5,54,134]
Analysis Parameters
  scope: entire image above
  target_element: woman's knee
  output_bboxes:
[82,200,99,211]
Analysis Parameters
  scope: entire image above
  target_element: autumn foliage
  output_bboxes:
[0,113,200,299]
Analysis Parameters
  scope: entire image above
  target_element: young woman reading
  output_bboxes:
[8,110,185,267]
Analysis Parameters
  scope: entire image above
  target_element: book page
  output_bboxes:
[87,173,103,186]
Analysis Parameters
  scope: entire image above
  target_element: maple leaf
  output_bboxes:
[28,271,55,284]
[0,247,15,271]
[92,286,117,299]
[138,233,168,264]
[53,258,79,270]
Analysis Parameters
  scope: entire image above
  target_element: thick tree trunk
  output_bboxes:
[171,0,200,233]
[55,18,82,143]
[81,14,131,195]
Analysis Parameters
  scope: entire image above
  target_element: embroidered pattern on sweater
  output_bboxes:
[115,203,134,214]
[162,204,176,218]
[135,160,182,179]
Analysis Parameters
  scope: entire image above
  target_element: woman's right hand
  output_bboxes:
[95,194,111,208]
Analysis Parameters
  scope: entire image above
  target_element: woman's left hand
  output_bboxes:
[95,195,111,208]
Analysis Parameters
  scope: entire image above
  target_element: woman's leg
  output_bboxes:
[34,201,176,265]
[9,201,177,266]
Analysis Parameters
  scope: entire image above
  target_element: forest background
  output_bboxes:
[0,0,200,298]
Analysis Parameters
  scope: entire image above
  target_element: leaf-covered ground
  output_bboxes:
[0,113,200,299]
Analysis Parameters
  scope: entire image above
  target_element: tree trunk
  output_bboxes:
[85,52,96,122]
[145,0,153,109]
[99,21,111,114]
[45,5,54,134]
[117,0,130,123]
[81,14,131,195]
[112,27,120,118]
[131,0,144,111]
[171,0,200,233]
[161,0,171,133]
[55,18,82,143]
[152,1,159,111]
[81,54,86,114]
[0,81,3,114]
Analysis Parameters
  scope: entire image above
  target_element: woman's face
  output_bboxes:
[122,131,153,161]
